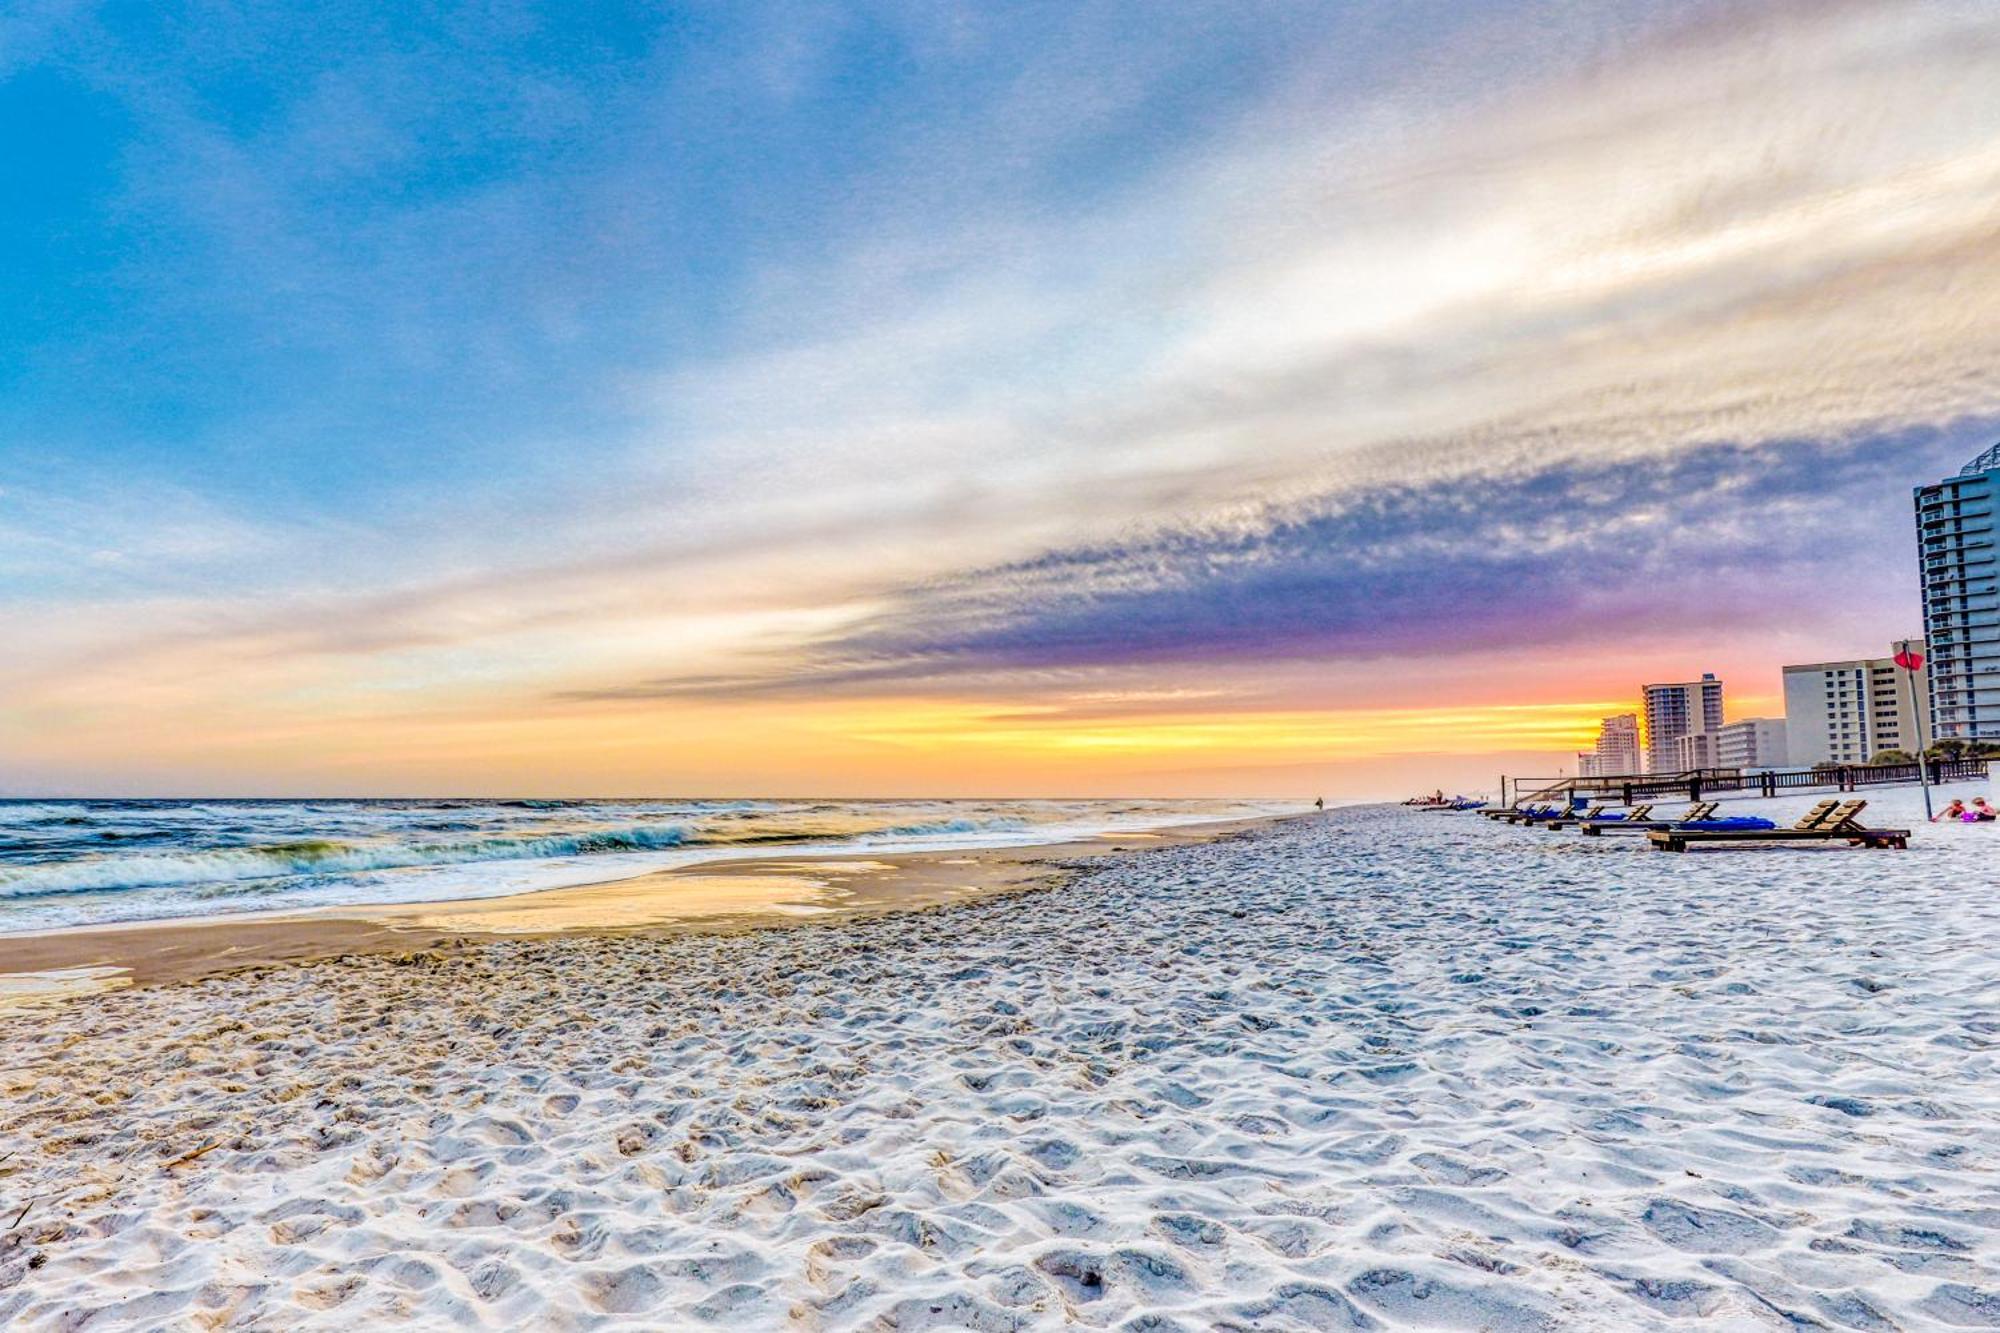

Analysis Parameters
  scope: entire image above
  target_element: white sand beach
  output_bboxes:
[3,789,1998,1329]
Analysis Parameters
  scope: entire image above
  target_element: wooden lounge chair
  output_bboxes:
[1579,801,1721,836]
[1518,804,1596,826]
[1524,802,1605,828]
[1542,803,1623,830]
[1649,799,1909,852]
[1491,796,1579,822]
[1556,803,1653,832]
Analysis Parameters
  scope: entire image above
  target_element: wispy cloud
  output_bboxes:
[5,0,1998,792]
[565,426,1977,702]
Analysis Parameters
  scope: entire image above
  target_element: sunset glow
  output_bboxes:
[4,1,1995,797]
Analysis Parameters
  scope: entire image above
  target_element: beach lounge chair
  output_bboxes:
[1506,804,1574,826]
[1578,801,1721,836]
[1487,798,1567,821]
[1515,803,1597,827]
[1540,803,1619,830]
[1649,799,1909,852]
[1551,803,1653,831]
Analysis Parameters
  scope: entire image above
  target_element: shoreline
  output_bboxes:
[0,812,1304,998]
[6,802,1993,1327]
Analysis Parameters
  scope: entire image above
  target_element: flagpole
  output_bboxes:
[1900,639,1934,821]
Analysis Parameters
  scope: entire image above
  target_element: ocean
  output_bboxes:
[0,796,1287,933]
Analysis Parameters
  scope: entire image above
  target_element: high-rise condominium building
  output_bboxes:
[1915,444,2000,740]
[1642,675,1723,773]
[1588,713,1641,777]
[1781,645,1930,766]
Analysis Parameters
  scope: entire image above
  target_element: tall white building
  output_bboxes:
[1915,445,2000,740]
[1643,675,1723,773]
[1713,717,1788,770]
[1781,645,1930,766]
[1588,713,1641,777]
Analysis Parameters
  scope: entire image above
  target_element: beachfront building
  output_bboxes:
[1642,675,1723,772]
[1587,713,1641,777]
[1781,647,1930,766]
[1671,729,1717,770]
[1915,445,2000,741]
[1713,717,1788,770]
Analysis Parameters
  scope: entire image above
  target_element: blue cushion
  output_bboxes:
[1678,817,1778,832]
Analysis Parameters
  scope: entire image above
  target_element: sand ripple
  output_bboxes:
[2,805,1998,1328]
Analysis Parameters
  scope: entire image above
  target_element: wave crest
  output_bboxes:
[875,817,1031,838]
[0,824,697,899]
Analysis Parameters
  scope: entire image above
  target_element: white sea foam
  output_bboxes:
[0,798,1282,932]
[2,789,1993,1328]
[0,825,702,897]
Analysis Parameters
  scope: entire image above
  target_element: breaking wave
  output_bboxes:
[874,817,1031,838]
[0,797,1287,929]
[0,815,1044,899]
[0,825,698,899]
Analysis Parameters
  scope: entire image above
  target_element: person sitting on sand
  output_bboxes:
[1934,799,1968,822]
[1974,797,1998,822]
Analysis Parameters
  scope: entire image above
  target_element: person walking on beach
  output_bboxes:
[1314,797,1325,811]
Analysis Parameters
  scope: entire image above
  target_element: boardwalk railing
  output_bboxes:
[1507,758,1990,808]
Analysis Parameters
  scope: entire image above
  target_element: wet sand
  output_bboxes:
[0,815,1289,996]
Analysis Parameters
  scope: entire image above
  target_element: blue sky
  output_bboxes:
[3,1,1998,795]
[5,3,1367,515]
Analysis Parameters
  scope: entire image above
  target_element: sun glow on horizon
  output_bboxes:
[2,2,1994,796]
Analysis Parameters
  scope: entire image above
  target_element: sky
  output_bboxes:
[2,0,1997,798]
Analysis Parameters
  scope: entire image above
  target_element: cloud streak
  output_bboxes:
[568,425,1981,702]
[6,1,1999,793]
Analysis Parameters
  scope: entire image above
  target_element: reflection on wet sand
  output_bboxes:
[380,872,845,934]
[0,965,130,1014]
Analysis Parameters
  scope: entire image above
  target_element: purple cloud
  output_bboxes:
[566,425,1985,700]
